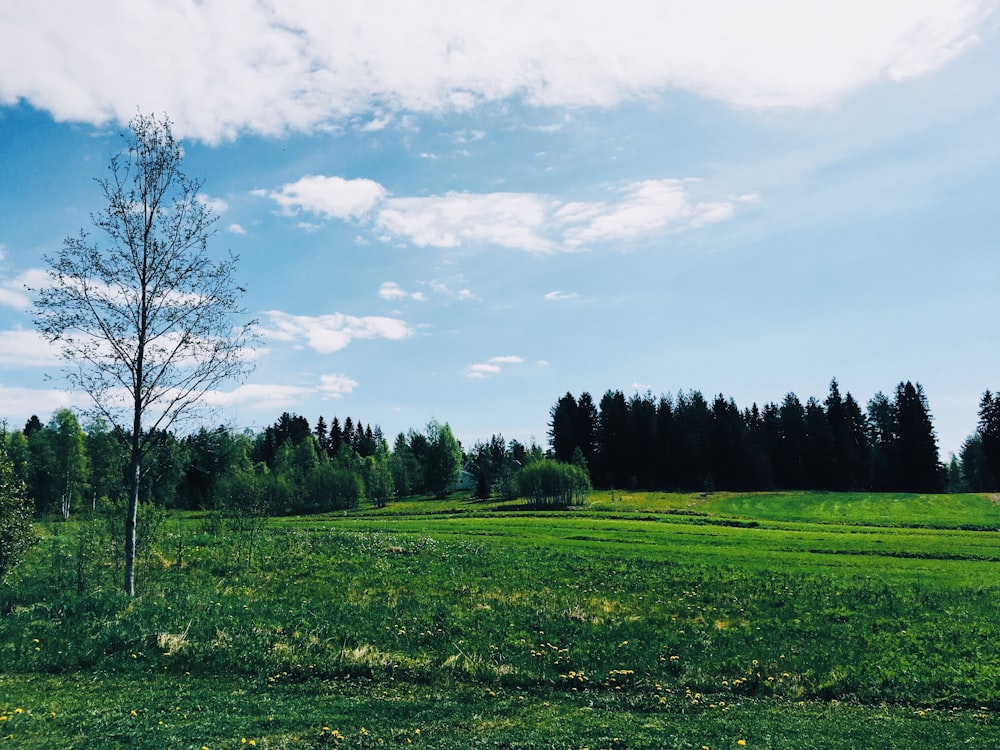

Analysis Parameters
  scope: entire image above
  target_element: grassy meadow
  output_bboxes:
[2,491,1000,748]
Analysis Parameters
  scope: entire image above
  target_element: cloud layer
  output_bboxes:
[1,1,989,141]
[262,176,754,252]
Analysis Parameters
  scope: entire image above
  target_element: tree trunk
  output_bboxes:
[124,451,140,596]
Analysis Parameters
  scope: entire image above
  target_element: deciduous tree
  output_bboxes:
[33,112,255,595]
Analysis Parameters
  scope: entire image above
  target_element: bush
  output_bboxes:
[517,459,591,508]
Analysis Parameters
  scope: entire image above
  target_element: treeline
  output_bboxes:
[4,411,469,517]
[4,409,588,518]
[549,379,999,493]
[10,378,1000,519]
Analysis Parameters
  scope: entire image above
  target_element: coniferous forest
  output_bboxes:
[549,379,1000,494]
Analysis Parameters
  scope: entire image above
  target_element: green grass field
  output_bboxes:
[2,491,999,748]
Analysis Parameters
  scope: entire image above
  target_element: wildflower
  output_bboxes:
[130,710,137,717]
[738,741,747,746]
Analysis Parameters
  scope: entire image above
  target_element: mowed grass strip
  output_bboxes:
[290,507,1000,586]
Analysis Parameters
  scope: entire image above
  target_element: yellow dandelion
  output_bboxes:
[738,741,747,747]
[130,710,137,717]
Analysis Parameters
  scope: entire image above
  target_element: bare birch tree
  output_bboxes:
[33,113,256,595]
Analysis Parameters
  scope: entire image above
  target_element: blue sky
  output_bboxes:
[1,1,998,457]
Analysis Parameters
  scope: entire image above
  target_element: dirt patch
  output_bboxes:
[986,493,1000,504]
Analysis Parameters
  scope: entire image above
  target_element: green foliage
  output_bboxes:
[517,458,590,507]
[303,462,364,512]
[363,455,395,508]
[0,436,35,582]
[423,420,462,498]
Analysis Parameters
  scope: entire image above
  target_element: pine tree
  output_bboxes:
[977,391,1000,489]
[893,381,940,492]
[548,392,578,463]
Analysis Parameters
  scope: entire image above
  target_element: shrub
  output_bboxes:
[517,459,591,508]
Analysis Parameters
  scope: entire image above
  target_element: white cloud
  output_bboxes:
[360,115,393,132]
[318,372,358,399]
[197,193,228,214]
[261,310,412,353]
[0,2,987,141]
[0,385,75,424]
[465,355,524,380]
[0,287,29,309]
[228,223,247,235]
[545,290,579,301]
[426,279,477,302]
[258,172,753,250]
[202,371,357,409]
[378,281,408,300]
[201,382,317,412]
[376,192,557,253]
[0,329,60,367]
[373,180,749,252]
[562,180,740,246]
[0,268,50,309]
[255,176,387,220]
[454,129,486,144]
[378,281,425,302]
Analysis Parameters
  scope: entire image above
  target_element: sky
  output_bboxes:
[1,1,999,458]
